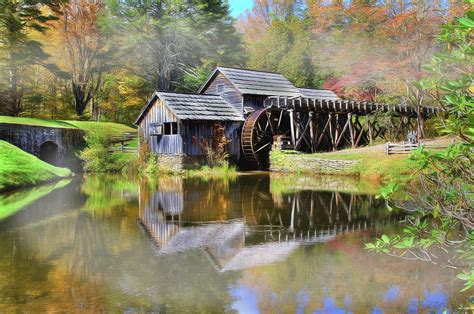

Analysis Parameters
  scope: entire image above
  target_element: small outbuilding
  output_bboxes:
[135,91,244,171]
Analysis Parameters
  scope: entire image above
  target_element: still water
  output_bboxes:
[0,174,470,312]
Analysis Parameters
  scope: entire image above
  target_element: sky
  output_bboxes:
[229,0,253,17]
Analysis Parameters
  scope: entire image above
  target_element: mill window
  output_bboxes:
[217,84,225,93]
[163,122,178,135]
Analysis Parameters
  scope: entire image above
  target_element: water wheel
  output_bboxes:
[241,108,287,169]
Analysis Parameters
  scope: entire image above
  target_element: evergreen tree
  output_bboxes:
[103,0,246,92]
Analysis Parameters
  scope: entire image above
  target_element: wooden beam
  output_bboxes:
[335,115,351,148]
[316,114,332,150]
[296,113,312,149]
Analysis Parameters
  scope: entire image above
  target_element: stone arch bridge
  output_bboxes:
[0,123,85,171]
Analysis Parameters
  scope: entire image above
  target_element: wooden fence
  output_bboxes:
[109,132,138,145]
[107,132,138,154]
[385,141,451,155]
[107,146,137,154]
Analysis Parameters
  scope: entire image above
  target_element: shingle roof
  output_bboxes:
[200,67,302,97]
[298,88,340,100]
[135,91,244,124]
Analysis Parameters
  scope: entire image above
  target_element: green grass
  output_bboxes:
[0,116,76,129]
[311,151,413,182]
[0,116,136,135]
[0,179,71,221]
[271,149,414,184]
[0,141,72,192]
[63,120,135,135]
[185,163,239,179]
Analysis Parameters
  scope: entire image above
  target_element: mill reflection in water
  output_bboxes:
[0,174,469,312]
[138,175,397,272]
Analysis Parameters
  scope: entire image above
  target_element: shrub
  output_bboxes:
[80,132,135,172]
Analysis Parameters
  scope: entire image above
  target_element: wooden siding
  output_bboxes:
[225,122,242,158]
[243,95,268,112]
[181,122,212,156]
[202,73,243,116]
[138,98,184,154]
[181,121,242,157]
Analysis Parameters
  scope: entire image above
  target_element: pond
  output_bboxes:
[0,174,470,312]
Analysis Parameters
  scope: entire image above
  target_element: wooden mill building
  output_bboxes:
[136,67,339,170]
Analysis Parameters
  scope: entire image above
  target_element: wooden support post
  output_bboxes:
[309,112,315,153]
[348,113,355,148]
[368,115,374,145]
[295,112,301,145]
[289,110,296,149]
[335,116,351,148]
[329,113,335,149]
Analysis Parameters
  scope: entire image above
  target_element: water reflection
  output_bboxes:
[139,175,395,256]
[0,174,470,312]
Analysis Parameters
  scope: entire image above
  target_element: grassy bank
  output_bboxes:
[0,116,136,135]
[271,149,413,184]
[0,141,72,192]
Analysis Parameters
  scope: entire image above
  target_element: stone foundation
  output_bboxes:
[155,154,207,172]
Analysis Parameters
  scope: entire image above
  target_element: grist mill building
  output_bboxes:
[136,67,433,170]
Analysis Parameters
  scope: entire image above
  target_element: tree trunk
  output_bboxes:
[417,107,425,140]
[72,81,93,116]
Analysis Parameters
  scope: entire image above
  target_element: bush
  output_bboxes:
[80,132,135,172]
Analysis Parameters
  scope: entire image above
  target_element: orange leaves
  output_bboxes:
[302,0,459,100]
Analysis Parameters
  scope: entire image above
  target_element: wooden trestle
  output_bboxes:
[240,96,441,168]
[263,96,440,153]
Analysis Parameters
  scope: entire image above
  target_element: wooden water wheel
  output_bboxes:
[241,108,288,169]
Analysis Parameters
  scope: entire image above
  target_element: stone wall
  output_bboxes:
[0,123,85,171]
[270,150,359,175]
[155,154,207,172]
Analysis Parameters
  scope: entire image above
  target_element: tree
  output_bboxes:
[60,0,108,117]
[0,0,65,116]
[305,0,465,101]
[367,4,473,292]
[104,0,245,92]
[238,0,319,87]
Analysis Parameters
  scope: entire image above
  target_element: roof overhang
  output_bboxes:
[197,67,244,96]
[134,92,160,125]
[197,68,220,94]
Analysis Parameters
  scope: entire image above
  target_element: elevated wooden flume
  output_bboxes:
[241,95,441,168]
